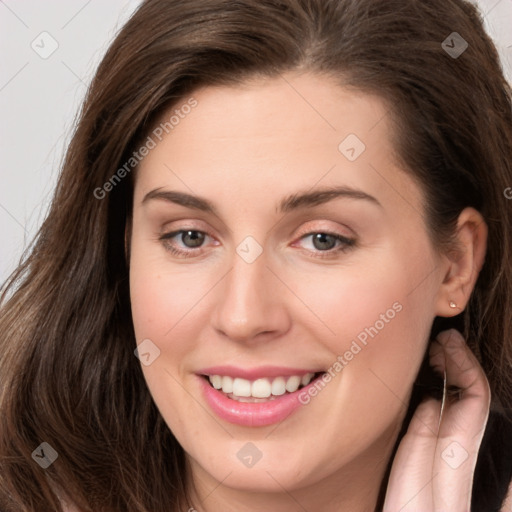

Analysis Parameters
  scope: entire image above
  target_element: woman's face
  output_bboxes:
[129,72,448,500]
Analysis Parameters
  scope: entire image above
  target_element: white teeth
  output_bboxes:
[232,378,252,397]
[251,378,272,398]
[285,375,301,393]
[221,376,233,394]
[210,375,222,389]
[271,377,287,396]
[208,373,317,399]
[301,372,314,386]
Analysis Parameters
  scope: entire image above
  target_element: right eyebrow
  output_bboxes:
[142,188,218,215]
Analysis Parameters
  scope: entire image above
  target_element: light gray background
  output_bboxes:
[1,0,511,285]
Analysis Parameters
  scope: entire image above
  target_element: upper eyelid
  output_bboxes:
[161,228,354,250]
[160,218,354,238]
[161,229,214,243]
[294,223,355,239]
[160,230,354,263]
[160,224,352,238]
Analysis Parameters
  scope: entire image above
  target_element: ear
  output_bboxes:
[434,207,487,317]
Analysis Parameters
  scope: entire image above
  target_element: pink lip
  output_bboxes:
[196,365,320,380]
[197,373,324,427]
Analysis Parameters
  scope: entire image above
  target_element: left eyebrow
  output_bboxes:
[141,185,382,215]
[278,185,383,213]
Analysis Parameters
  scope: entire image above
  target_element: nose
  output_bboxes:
[211,245,291,344]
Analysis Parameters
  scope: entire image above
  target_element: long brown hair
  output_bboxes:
[1,0,511,510]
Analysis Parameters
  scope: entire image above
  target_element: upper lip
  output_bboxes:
[197,365,323,380]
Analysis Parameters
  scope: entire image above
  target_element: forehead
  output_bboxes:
[149,72,392,155]
[134,72,424,218]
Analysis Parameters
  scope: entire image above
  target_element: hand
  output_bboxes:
[382,328,510,511]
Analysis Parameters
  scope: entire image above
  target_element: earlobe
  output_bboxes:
[434,207,488,317]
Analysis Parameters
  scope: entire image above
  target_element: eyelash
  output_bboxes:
[159,228,356,259]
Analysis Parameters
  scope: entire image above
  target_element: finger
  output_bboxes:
[436,329,490,437]
[436,329,490,404]
[431,329,491,512]
[383,398,441,511]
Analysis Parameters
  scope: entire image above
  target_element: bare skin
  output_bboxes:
[127,71,508,511]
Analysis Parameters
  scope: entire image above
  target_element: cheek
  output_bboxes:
[289,245,436,405]
[129,232,213,345]
[128,244,211,426]
[128,232,226,421]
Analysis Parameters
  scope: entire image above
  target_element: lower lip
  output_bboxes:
[198,374,323,427]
